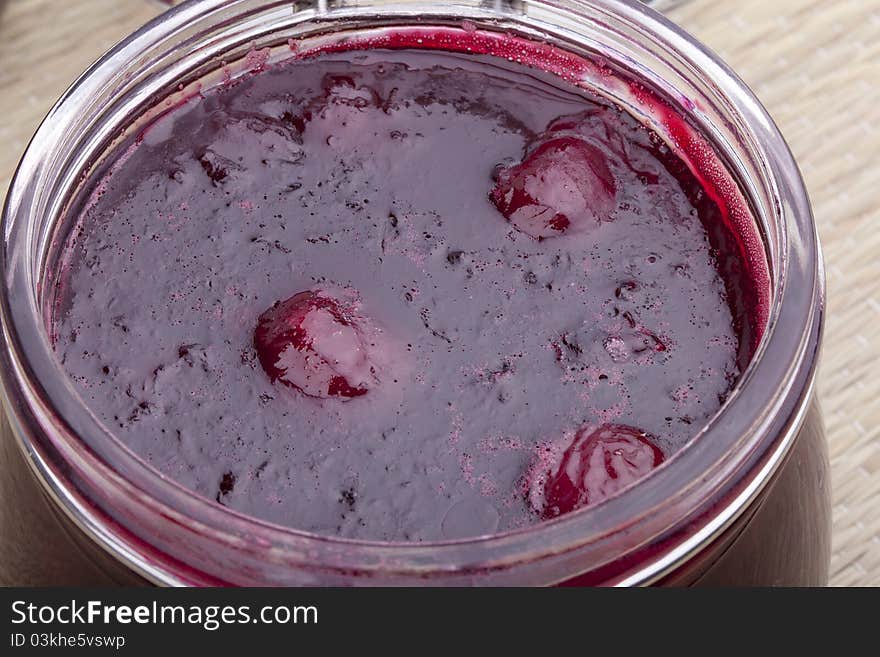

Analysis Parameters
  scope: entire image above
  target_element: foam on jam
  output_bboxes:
[50,38,767,541]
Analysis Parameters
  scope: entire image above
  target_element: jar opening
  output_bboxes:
[1,1,820,586]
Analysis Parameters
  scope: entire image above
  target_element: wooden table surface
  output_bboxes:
[1,0,878,586]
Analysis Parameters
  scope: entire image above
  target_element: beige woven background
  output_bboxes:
[0,0,877,585]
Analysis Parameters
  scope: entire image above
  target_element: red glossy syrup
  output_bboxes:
[50,32,768,541]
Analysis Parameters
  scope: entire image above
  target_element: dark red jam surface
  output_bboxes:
[51,45,764,541]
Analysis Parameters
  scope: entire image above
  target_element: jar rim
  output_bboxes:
[0,0,823,585]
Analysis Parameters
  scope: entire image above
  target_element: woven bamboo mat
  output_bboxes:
[0,0,877,586]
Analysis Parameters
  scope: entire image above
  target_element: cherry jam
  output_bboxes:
[51,47,758,542]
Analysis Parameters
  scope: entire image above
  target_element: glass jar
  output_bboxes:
[0,0,828,586]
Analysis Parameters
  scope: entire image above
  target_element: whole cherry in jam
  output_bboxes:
[254,289,380,399]
[530,424,665,519]
[490,135,616,239]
